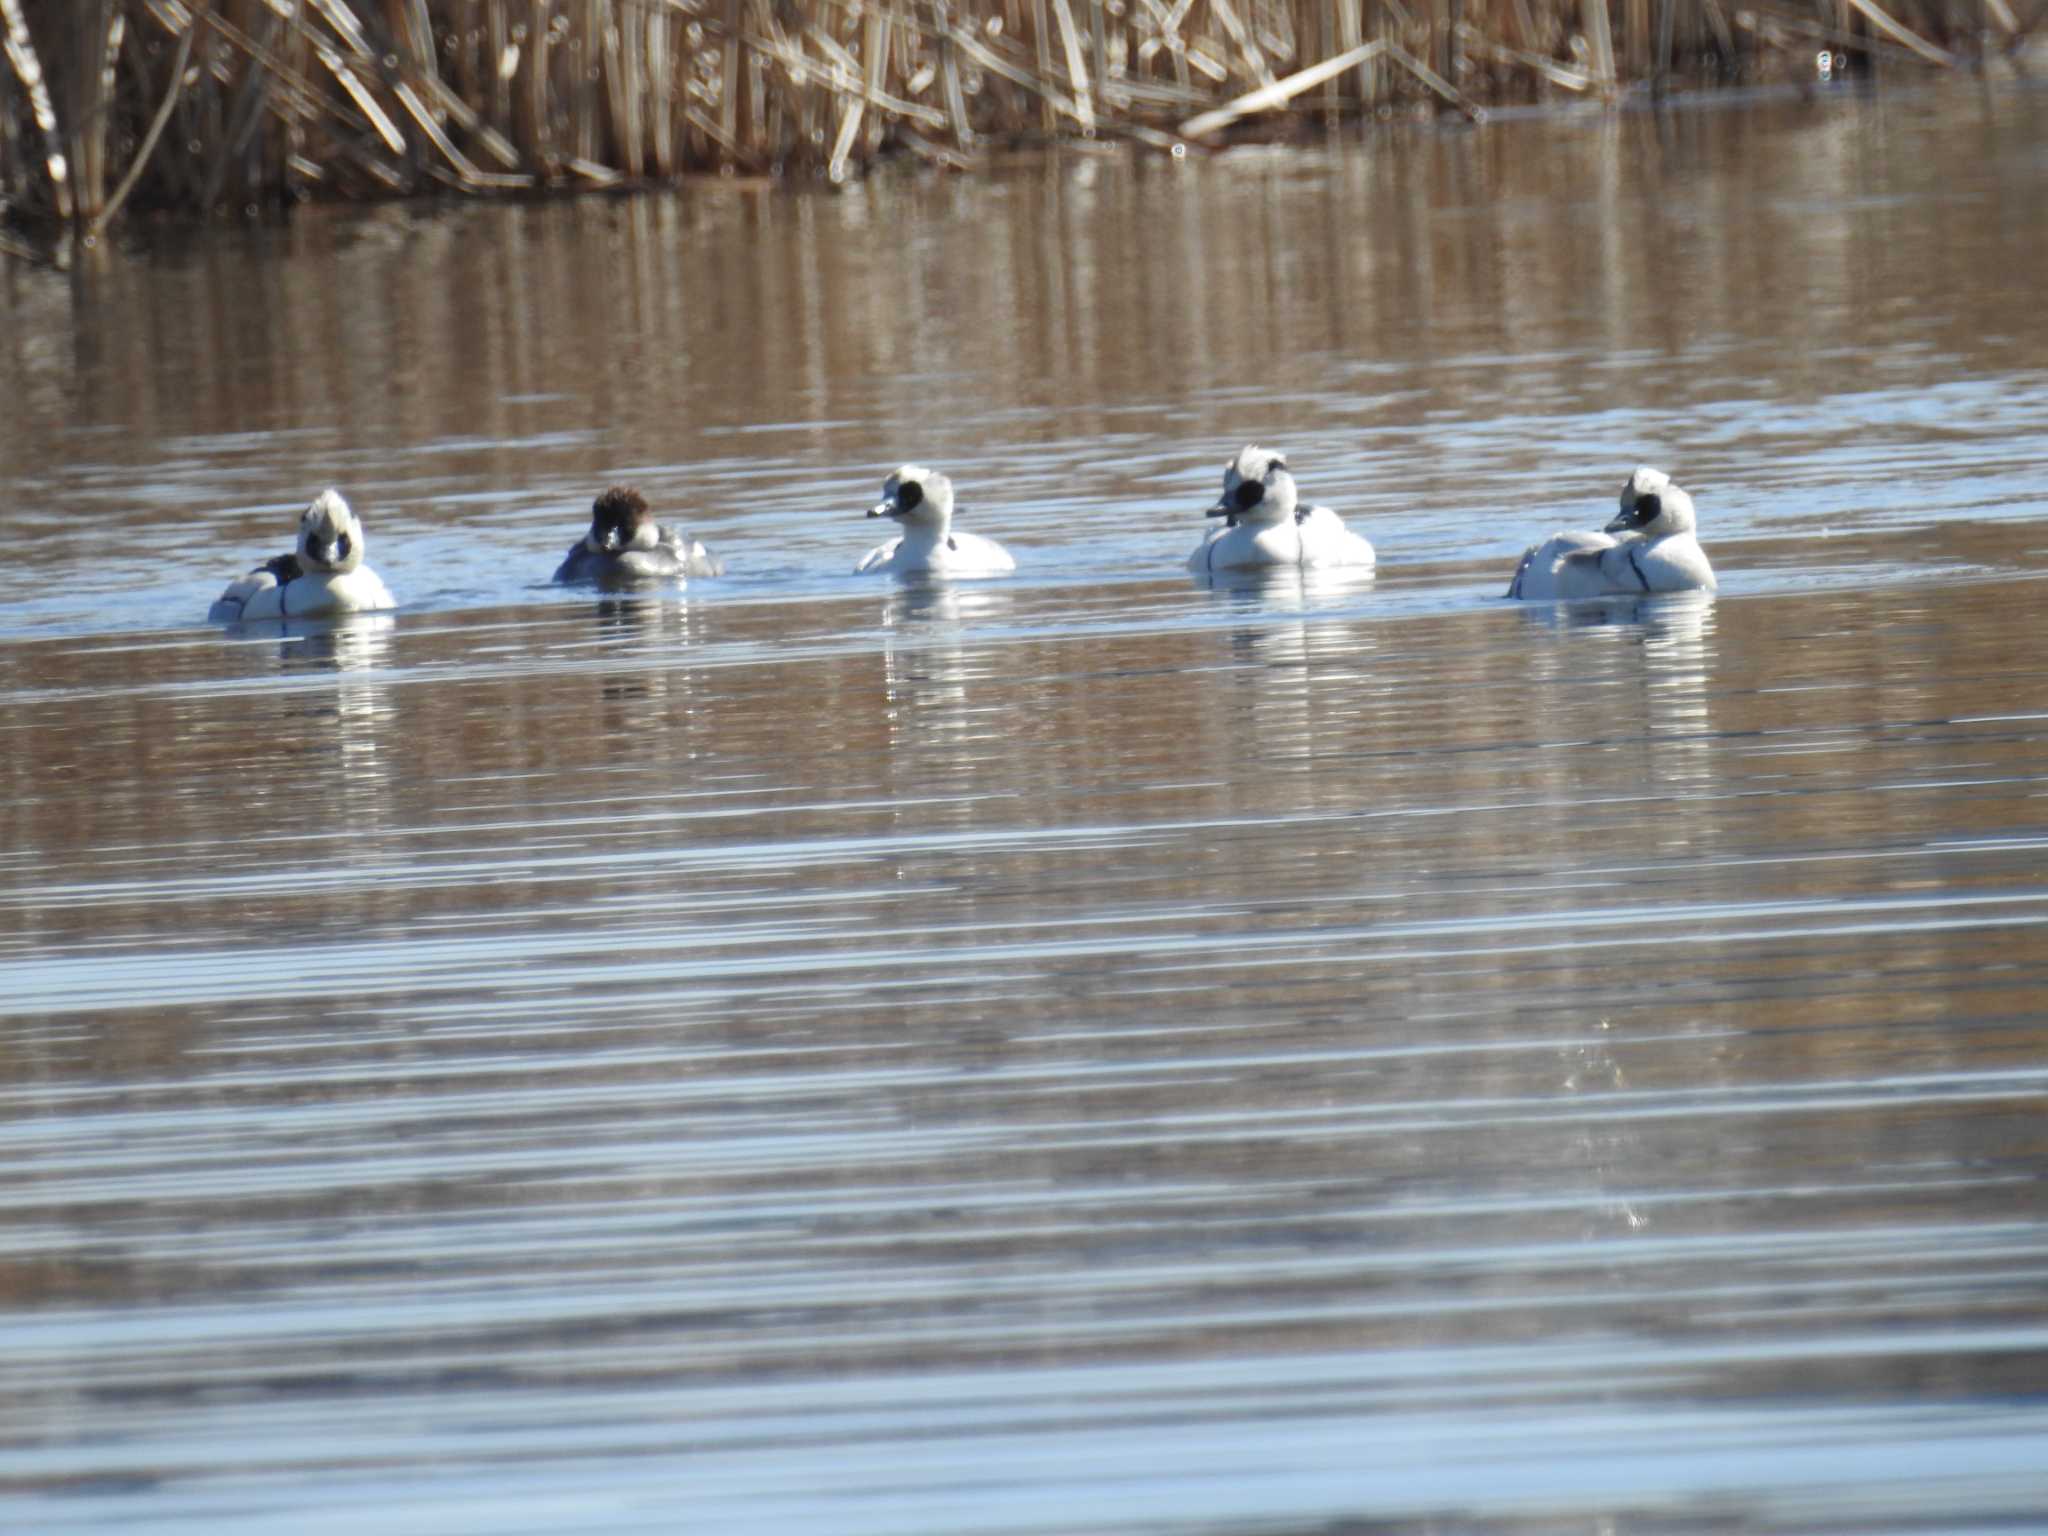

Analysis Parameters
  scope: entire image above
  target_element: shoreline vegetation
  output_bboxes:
[2,0,2036,263]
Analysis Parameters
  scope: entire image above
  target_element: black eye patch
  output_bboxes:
[896,481,924,513]
[336,532,352,559]
[1232,480,1263,511]
[1633,492,1661,524]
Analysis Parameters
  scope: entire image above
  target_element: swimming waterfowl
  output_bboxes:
[554,485,724,584]
[1506,467,1716,600]
[1189,446,1376,573]
[856,465,1016,577]
[207,489,395,622]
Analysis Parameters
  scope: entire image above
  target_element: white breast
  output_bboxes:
[1190,508,1374,573]
[220,566,396,622]
[857,529,1015,577]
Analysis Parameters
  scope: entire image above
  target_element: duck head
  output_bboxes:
[868,465,954,533]
[297,489,367,573]
[1605,466,1697,538]
[1205,445,1298,528]
[585,486,661,555]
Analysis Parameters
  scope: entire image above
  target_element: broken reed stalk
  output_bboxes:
[0,0,2024,254]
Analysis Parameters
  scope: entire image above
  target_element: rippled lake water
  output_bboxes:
[4,82,2048,1533]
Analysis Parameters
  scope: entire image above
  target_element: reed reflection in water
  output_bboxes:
[4,84,2048,1535]
[4,85,2047,632]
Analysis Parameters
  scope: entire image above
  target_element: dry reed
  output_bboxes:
[0,0,2032,257]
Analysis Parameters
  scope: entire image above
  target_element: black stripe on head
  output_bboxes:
[897,480,925,513]
[1232,480,1264,512]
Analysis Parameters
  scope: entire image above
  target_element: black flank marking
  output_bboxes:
[1627,543,1652,592]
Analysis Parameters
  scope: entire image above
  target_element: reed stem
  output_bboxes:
[0,0,2016,255]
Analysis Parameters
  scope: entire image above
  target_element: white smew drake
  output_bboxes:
[1189,445,1376,573]
[554,485,724,584]
[1506,466,1717,600]
[208,489,395,623]
[856,465,1015,577]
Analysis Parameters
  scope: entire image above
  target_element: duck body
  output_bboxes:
[209,490,395,623]
[1508,467,1716,600]
[857,527,1017,578]
[1188,446,1375,573]
[555,486,723,585]
[856,465,1015,578]
[211,562,397,622]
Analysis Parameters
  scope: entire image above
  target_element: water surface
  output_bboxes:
[3,83,2048,1533]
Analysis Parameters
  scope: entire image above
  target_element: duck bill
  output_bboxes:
[1603,512,1635,535]
[1204,499,1235,519]
[867,500,899,520]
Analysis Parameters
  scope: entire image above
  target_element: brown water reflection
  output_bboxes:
[4,83,2048,1534]
[4,83,2047,625]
